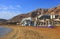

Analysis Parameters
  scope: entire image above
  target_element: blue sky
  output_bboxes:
[0,0,60,19]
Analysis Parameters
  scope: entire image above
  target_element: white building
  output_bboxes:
[20,14,60,26]
[21,17,35,26]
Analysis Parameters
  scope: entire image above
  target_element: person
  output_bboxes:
[48,24,51,27]
[48,24,54,28]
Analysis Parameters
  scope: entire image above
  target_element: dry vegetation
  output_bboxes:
[0,25,60,39]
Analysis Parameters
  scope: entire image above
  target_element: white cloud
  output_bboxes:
[8,5,16,9]
[0,11,20,19]
[0,5,22,19]
[16,5,21,8]
[15,5,22,8]
[0,5,22,10]
[0,5,8,10]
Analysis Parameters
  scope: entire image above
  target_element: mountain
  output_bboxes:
[9,4,60,23]
[0,19,8,24]
[0,19,7,22]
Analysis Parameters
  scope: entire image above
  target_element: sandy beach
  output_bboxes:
[0,25,60,39]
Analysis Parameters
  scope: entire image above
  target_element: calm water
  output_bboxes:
[0,26,12,37]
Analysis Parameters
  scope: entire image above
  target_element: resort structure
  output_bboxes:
[20,14,60,26]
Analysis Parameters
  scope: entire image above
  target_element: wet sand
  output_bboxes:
[0,25,60,39]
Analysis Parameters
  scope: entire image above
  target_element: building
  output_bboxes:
[37,14,60,26]
[21,17,35,26]
[20,14,60,26]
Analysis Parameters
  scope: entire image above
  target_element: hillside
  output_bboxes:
[0,19,7,24]
[9,5,60,22]
[0,19,7,22]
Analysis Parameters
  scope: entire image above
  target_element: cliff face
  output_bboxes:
[9,5,60,22]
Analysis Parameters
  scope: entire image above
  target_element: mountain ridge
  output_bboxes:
[9,4,60,23]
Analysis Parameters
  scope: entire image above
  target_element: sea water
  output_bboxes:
[0,26,12,37]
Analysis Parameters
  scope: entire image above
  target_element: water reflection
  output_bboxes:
[0,26,12,37]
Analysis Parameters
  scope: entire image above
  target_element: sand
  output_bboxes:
[0,25,60,39]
